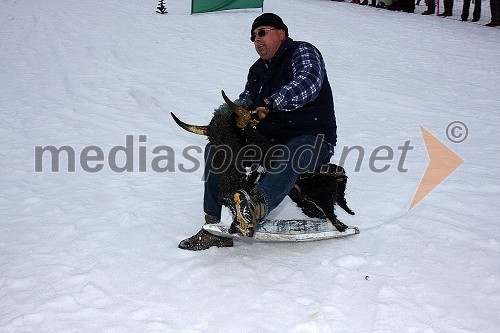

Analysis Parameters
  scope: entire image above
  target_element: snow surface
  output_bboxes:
[1,0,499,332]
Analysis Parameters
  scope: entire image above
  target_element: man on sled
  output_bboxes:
[177,13,355,250]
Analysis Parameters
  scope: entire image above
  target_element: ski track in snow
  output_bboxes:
[1,0,499,332]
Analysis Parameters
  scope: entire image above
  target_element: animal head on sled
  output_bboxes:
[170,91,271,203]
[170,90,270,146]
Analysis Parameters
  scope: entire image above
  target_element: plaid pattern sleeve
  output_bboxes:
[270,43,325,112]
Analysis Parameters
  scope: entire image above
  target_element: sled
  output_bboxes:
[203,219,359,242]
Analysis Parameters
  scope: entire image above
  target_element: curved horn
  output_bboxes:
[170,112,208,136]
[221,90,240,110]
[221,90,253,128]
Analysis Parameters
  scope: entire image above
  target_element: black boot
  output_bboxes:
[178,215,233,250]
[422,10,435,15]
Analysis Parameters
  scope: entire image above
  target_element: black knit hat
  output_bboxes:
[251,13,288,37]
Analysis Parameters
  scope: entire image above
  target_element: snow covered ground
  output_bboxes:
[1,0,499,332]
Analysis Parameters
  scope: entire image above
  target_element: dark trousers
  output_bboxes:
[462,0,481,20]
[443,0,454,14]
[491,0,500,23]
[399,0,415,11]
[426,0,436,13]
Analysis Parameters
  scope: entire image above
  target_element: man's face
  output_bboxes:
[251,26,286,61]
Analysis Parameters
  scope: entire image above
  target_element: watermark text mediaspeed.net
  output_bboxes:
[34,135,414,174]
[33,122,467,209]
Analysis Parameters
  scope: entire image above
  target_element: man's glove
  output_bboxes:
[245,98,272,127]
[248,106,269,126]
[247,98,273,112]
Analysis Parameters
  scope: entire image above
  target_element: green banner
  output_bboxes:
[192,0,263,14]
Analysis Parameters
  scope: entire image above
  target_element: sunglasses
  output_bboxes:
[250,28,276,42]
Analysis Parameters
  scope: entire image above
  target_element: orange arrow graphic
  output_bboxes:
[409,125,464,210]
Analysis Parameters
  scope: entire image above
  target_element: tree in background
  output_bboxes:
[156,0,167,14]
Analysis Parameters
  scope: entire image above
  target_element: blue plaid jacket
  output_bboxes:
[239,38,337,145]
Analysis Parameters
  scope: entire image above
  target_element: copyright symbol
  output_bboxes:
[446,121,468,143]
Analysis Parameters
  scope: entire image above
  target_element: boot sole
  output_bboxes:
[233,192,255,237]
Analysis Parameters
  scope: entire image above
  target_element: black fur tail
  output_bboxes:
[288,163,354,232]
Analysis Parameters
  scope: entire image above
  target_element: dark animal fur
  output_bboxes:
[206,102,354,231]
[206,102,271,207]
